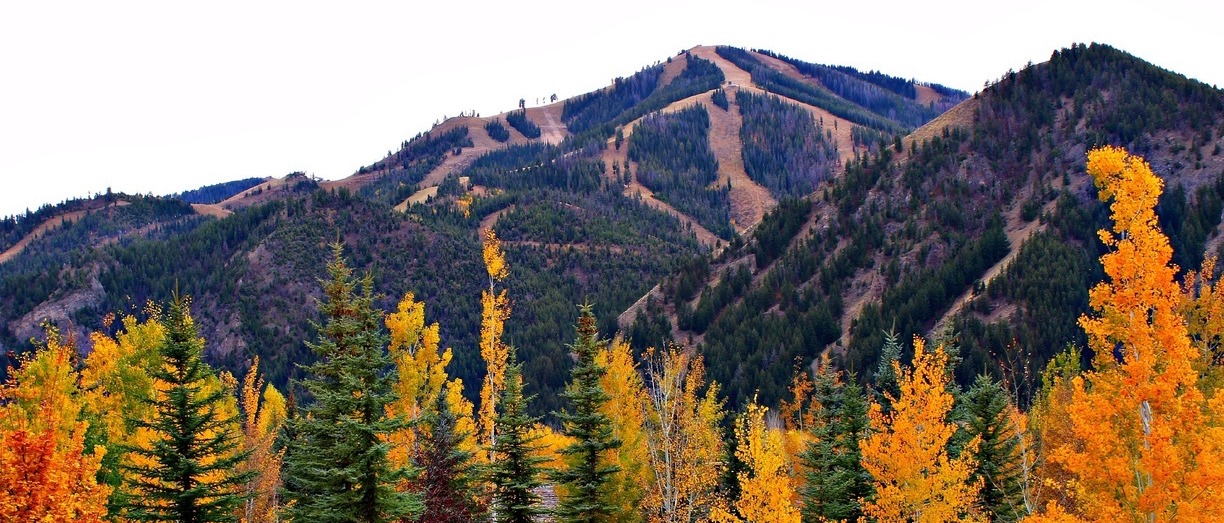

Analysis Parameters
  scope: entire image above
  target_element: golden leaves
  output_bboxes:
[861,337,982,523]
[1044,147,1224,521]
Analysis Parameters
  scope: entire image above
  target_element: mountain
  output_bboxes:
[10,43,1216,417]
[624,43,1224,407]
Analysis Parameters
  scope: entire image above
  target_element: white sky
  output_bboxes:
[2,0,1221,217]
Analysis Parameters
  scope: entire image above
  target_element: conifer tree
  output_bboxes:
[554,305,622,523]
[489,357,547,523]
[282,245,421,523]
[871,330,903,413]
[122,294,251,523]
[799,365,872,522]
[415,385,484,522]
[958,375,1024,522]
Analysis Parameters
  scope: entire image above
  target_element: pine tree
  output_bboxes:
[871,330,903,414]
[799,365,872,522]
[122,294,251,523]
[489,357,547,523]
[416,385,484,522]
[958,375,1024,522]
[553,305,622,523]
[282,245,421,523]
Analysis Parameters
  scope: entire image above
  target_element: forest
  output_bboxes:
[4,146,1222,523]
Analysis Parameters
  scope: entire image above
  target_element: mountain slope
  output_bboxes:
[2,44,980,415]
[627,43,1224,407]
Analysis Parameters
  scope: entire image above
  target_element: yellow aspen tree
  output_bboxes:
[1044,146,1224,520]
[861,337,982,522]
[79,309,165,499]
[596,337,651,522]
[479,229,512,453]
[385,291,477,465]
[237,357,287,523]
[642,346,725,523]
[711,401,801,523]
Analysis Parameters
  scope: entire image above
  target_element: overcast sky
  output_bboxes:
[2,0,1221,217]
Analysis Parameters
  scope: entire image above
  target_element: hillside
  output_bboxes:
[625,43,1224,407]
[0,44,1009,416]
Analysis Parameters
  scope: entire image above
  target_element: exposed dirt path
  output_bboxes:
[191,203,232,219]
[477,205,515,242]
[525,102,569,145]
[657,53,688,89]
[705,87,776,230]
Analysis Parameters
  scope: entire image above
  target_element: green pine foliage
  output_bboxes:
[486,119,511,143]
[958,375,1025,522]
[737,91,839,198]
[505,110,542,139]
[121,294,252,523]
[415,386,486,522]
[282,245,422,523]
[553,305,622,523]
[489,356,548,523]
[627,104,733,239]
[800,366,873,523]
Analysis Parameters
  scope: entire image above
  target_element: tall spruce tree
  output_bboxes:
[799,366,872,522]
[871,330,903,414]
[282,245,421,523]
[489,355,547,523]
[122,294,251,523]
[553,305,622,523]
[959,375,1024,522]
[416,385,484,522]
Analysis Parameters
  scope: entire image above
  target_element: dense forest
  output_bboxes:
[4,147,1223,523]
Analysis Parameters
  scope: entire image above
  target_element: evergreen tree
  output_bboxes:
[959,375,1024,522]
[416,385,485,522]
[871,330,903,413]
[282,245,421,523]
[122,294,251,523]
[799,366,872,522]
[489,356,547,523]
[553,305,622,523]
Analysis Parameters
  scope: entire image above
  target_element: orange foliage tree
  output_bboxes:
[1038,146,1224,520]
[0,327,111,522]
[861,337,982,522]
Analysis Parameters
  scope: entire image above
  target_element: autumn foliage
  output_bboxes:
[861,337,982,522]
[1035,146,1224,520]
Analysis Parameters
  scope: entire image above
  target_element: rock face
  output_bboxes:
[12,266,104,348]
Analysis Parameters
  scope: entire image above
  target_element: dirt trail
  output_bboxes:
[191,203,232,219]
[525,102,569,145]
[705,87,775,230]
[477,205,515,242]
[657,53,688,89]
